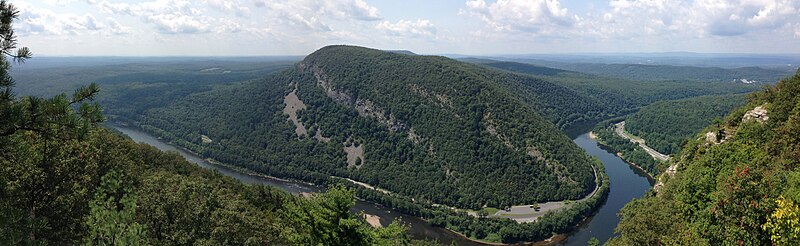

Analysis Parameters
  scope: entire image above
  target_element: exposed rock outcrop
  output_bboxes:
[742,105,769,123]
[344,142,365,169]
[313,128,331,143]
[283,84,308,138]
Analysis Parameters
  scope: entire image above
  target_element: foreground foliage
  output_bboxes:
[608,69,800,245]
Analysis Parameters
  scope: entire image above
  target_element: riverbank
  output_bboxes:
[614,121,670,161]
[591,131,656,182]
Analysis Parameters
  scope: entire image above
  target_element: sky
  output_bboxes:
[12,0,800,56]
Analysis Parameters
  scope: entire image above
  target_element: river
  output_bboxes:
[113,126,653,245]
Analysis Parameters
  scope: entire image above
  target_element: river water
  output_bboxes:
[113,126,653,245]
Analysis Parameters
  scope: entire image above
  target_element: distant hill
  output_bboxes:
[508,60,789,83]
[466,60,568,76]
[11,59,296,97]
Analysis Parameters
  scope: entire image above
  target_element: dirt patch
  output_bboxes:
[410,83,453,109]
[484,112,515,149]
[314,128,331,143]
[355,99,409,132]
[201,135,213,144]
[344,143,365,169]
[283,86,308,138]
[364,214,382,228]
[528,146,554,169]
[407,128,422,144]
[527,147,545,161]
[310,64,352,104]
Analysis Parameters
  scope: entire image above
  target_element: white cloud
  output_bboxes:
[88,0,218,34]
[14,0,800,55]
[587,0,685,39]
[145,13,210,34]
[254,0,381,21]
[204,0,250,16]
[42,0,79,6]
[376,19,436,38]
[15,2,105,35]
[253,0,381,33]
[463,0,577,33]
[689,0,800,36]
[464,0,800,43]
[106,18,131,35]
[591,0,800,38]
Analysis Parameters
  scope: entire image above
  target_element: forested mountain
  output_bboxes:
[125,45,599,209]
[609,69,800,245]
[625,94,748,155]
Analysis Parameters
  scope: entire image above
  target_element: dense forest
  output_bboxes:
[129,45,598,209]
[625,94,748,155]
[608,68,800,245]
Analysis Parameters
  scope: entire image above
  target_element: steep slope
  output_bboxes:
[131,45,598,209]
[608,69,800,245]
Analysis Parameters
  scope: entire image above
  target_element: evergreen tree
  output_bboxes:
[84,171,147,246]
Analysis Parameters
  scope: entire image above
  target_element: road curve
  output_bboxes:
[491,165,601,223]
[614,121,670,162]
